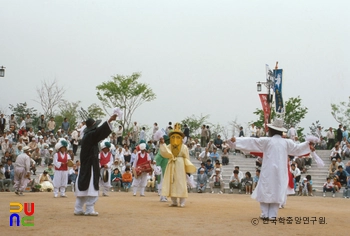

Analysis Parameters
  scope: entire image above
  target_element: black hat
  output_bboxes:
[43,170,48,174]
[84,118,102,134]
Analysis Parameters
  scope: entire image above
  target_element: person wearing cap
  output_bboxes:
[209,168,224,194]
[74,114,118,216]
[53,138,71,198]
[329,158,338,179]
[99,141,113,196]
[1,137,10,155]
[38,170,54,192]
[196,168,207,193]
[13,146,32,196]
[159,123,196,207]
[131,142,151,197]
[48,133,57,147]
[227,118,315,220]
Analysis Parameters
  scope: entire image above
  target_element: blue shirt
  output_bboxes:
[205,163,214,171]
[253,175,259,183]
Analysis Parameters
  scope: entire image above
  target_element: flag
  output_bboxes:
[273,69,284,113]
[259,93,270,132]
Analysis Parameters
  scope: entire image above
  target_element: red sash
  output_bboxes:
[100,152,112,167]
[55,152,68,171]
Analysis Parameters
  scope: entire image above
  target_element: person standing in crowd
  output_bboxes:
[116,125,123,145]
[13,146,31,196]
[53,138,71,198]
[61,118,70,134]
[24,114,33,132]
[37,115,47,131]
[327,127,335,149]
[47,117,56,134]
[200,125,208,147]
[132,122,139,145]
[71,128,79,156]
[337,124,343,143]
[239,126,244,137]
[74,114,117,216]
[0,114,6,134]
[183,124,190,144]
[227,118,314,220]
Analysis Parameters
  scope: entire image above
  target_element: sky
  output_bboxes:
[1,0,349,136]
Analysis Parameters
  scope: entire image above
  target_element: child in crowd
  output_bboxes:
[122,167,132,192]
[323,177,335,198]
[241,171,253,195]
[111,168,122,192]
[253,169,260,191]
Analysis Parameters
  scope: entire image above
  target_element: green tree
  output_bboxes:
[9,102,39,129]
[252,96,308,140]
[181,114,209,139]
[96,72,156,131]
[55,100,81,132]
[331,97,350,127]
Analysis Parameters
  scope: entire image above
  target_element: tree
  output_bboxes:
[252,96,308,140]
[9,102,39,128]
[35,79,65,118]
[331,97,350,127]
[55,100,81,132]
[309,120,323,137]
[181,114,209,139]
[96,73,156,131]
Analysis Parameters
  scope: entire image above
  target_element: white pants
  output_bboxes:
[13,167,28,192]
[53,170,68,196]
[132,172,147,195]
[74,196,99,214]
[260,202,279,218]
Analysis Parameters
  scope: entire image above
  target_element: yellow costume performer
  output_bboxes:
[160,123,196,207]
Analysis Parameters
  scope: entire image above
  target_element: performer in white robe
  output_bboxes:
[132,143,151,197]
[99,141,113,196]
[227,118,314,220]
[53,138,71,198]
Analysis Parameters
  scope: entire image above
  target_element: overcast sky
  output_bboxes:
[1,0,349,135]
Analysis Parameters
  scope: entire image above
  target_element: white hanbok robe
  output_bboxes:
[228,135,310,204]
[75,166,98,197]
[53,152,71,188]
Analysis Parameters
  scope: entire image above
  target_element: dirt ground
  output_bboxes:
[1,191,348,236]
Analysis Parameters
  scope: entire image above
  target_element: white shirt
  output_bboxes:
[15,153,31,173]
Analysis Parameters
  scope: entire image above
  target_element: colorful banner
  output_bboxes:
[259,93,270,132]
[273,69,284,113]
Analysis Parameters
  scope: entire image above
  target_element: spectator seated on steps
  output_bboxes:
[241,171,253,195]
[221,148,229,166]
[0,163,11,192]
[197,163,207,175]
[333,177,341,193]
[209,168,224,194]
[196,168,207,193]
[205,159,214,179]
[229,169,242,193]
[343,177,350,198]
[328,158,338,179]
[304,155,312,170]
[323,177,335,198]
[298,177,312,196]
[335,165,350,186]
